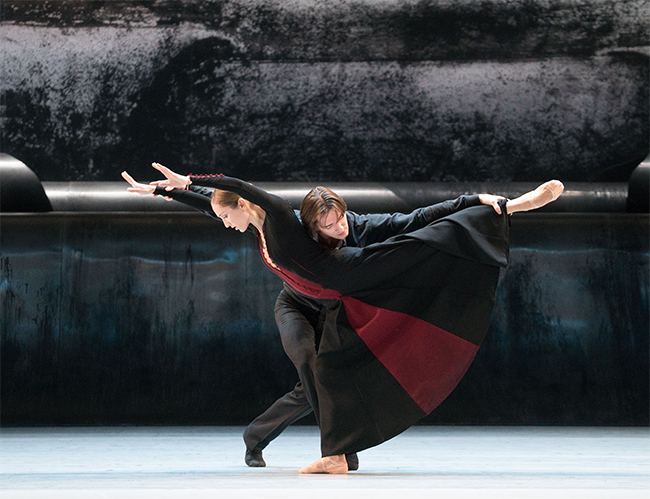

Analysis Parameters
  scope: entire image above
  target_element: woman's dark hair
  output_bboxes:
[300,186,347,238]
[211,189,241,209]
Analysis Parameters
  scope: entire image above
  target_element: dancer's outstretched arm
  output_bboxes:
[147,162,294,220]
[348,193,507,246]
[121,170,217,220]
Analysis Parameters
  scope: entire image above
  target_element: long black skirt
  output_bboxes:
[314,202,510,456]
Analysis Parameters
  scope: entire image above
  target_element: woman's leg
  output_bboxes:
[506,180,564,214]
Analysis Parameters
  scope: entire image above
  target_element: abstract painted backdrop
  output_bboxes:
[2,0,648,182]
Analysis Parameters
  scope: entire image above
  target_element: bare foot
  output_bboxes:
[506,180,564,214]
[299,454,348,474]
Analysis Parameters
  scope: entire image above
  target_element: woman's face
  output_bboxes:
[317,209,349,241]
[212,201,250,232]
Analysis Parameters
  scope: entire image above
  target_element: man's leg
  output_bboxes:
[243,382,312,467]
[242,290,321,466]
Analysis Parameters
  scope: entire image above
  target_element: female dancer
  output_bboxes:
[122,164,563,473]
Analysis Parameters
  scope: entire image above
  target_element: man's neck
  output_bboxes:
[319,234,344,250]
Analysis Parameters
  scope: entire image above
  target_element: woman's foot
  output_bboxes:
[506,180,564,214]
[299,454,348,474]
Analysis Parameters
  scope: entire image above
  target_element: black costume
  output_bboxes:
[155,175,509,457]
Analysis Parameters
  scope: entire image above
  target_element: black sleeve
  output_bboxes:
[153,186,218,220]
[189,185,214,198]
[348,195,482,246]
[189,174,293,218]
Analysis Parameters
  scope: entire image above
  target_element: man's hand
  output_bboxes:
[478,194,506,215]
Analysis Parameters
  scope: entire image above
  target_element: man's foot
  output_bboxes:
[506,180,564,214]
[299,454,348,474]
[245,447,266,467]
[345,453,359,471]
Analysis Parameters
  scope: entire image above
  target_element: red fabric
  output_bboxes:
[342,296,479,414]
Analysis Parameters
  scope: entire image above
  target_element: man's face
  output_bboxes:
[317,209,349,241]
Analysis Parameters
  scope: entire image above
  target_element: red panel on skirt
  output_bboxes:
[342,296,479,414]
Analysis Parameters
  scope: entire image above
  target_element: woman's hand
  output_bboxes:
[479,194,506,215]
[148,162,191,189]
[121,171,156,195]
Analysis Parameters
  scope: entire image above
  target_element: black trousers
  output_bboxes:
[243,288,324,452]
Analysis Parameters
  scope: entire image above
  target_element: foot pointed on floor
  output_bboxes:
[299,454,348,474]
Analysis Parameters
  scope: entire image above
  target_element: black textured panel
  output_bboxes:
[1,212,647,425]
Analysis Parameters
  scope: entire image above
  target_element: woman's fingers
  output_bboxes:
[122,171,155,195]
[121,171,138,187]
[152,162,172,176]
[122,168,174,198]
[151,162,186,187]
[149,179,171,187]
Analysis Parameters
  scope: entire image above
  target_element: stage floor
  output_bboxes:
[1,426,648,498]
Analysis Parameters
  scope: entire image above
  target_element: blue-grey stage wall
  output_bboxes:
[2,0,648,183]
[1,212,648,426]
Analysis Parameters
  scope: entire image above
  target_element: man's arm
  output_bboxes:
[347,195,482,246]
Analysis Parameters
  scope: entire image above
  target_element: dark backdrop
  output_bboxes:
[1,0,648,183]
[2,212,648,426]
[1,1,648,427]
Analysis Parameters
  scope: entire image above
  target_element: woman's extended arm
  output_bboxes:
[149,162,293,218]
[121,170,218,220]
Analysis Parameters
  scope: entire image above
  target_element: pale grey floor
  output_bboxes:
[1,426,648,498]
